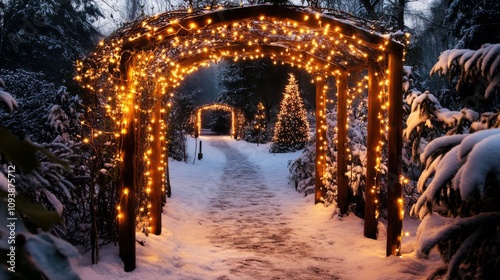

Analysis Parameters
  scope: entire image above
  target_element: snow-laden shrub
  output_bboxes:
[168,89,196,162]
[411,129,500,279]
[430,44,500,98]
[288,138,316,195]
[1,90,80,279]
[244,102,269,144]
[288,73,371,213]
[288,104,368,210]
[0,70,117,258]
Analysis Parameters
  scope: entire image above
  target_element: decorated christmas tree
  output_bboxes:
[245,102,268,143]
[270,74,310,153]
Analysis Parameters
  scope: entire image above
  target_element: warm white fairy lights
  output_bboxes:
[76,4,405,260]
[195,103,241,138]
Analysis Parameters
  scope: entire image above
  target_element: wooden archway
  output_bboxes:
[194,103,243,139]
[77,5,404,271]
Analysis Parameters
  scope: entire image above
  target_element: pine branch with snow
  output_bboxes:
[411,129,500,278]
[430,43,500,98]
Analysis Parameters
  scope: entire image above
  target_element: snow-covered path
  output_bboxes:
[74,136,443,280]
[205,139,340,279]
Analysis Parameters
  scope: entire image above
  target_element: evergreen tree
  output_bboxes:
[269,74,309,153]
[443,0,500,49]
[0,0,102,82]
[217,59,303,121]
[216,61,256,120]
[209,110,231,135]
[168,89,196,162]
[244,102,268,143]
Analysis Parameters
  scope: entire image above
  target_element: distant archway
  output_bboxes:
[194,103,243,139]
[77,4,404,271]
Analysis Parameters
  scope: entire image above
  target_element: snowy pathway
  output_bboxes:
[204,139,340,279]
[74,136,441,280]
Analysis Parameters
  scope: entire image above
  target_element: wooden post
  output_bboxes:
[314,77,326,204]
[149,98,163,235]
[232,110,237,139]
[164,147,171,199]
[164,105,171,200]
[387,53,404,256]
[118,52,136,272]
[196,109,201,137]
[364,67,381,239]
[336,72,348,214]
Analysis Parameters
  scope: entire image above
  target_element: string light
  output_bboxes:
[195,103,241,138]
[76,5,404,253]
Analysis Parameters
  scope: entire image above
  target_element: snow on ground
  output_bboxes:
[73,135,443,279]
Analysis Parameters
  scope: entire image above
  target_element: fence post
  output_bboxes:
[337,72,349,214]
[315,77,327,204]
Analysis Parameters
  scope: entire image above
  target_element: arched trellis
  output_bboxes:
[193,103,244,139]
[77,4,404,272]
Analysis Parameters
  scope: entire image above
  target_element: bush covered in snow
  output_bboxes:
[0,83,80,279]
[168,89,196,162]
[244,102,270,144]
[430,44,500,99]
[288,110,338,206]
[0,69,119,263]
[410,129,500,279]
[288,77,370,214]
[403,43,500,278]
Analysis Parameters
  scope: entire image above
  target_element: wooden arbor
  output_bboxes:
[77,5,404,272]
[194,103,243,139]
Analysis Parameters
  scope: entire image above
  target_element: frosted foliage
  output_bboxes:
[430,44,500,98]
[416,213,451,258]
[419,134,467,164]
[462,109,479,122]
[470,121,488,132]
[453,132,500,199]
[0,89,17,112]
[288,110,338,205]
[414,130,500,218]
[42,189,64,215]
[417,154,442,193]
[412,128,500,277]
[0,172,7,192]
[405,90,420,105]
[403,66,413,92]
[457,128,500,161]
[403,91,441,140]
[24,232,80,280]
[416,212,500,256]
[435,108,462,127]
[413,146,462,219]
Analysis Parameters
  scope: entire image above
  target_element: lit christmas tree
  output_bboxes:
[270,73,310,153]
[245,102,269,144]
